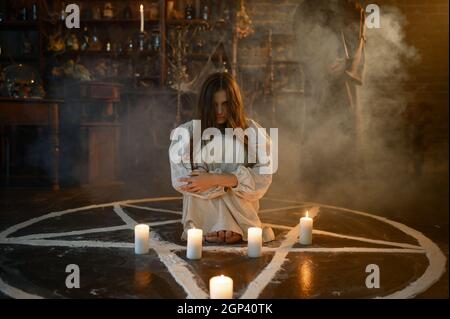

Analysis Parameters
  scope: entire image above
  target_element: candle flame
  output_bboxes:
[140,4,144,11]
[306,210,309,218]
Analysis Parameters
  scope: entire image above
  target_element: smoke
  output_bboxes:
[267,1,422,212]
[8,1,439,216]
[359,5,419,156]
[355,6,421,203]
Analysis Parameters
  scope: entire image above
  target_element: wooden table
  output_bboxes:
[0,97,62,190]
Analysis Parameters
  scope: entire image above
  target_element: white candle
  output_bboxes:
[140,4,144,32]
[209,275,233,299]
[186,228,203,260]
[247,227,262,258]
[135,224,149,254]
[299,210,313,245]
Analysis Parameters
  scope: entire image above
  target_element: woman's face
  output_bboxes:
[213,89,228,125]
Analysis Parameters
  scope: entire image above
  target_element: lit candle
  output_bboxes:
[247,227,262,258]
[135,224,149,254]
[186,228,203,260]
[209,275,233,299]
[140,4,144,32]
[299,211,313,245]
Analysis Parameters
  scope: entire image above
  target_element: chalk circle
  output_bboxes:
[0,197,446,299]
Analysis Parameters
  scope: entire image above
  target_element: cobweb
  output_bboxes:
[170,36,227,95]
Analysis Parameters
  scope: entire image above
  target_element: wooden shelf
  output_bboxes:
[186,51,230,61]
[167,19,209,26]
[0,21,39,30]
[273,60,300,65]
[277,89,304,95]
[122,87,176,96]
[0,1,235,94]
[137,75,161,79]
[0,56,38,62]
[45,50,161,59]
[43,18,160,26]
[239,61,300,68]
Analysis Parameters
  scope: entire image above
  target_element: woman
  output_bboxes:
[169,72,275,244]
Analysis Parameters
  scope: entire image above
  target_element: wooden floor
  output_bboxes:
[0,172,448,299]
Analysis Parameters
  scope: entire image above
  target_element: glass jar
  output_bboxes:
[185,1,194,20]
[149,3,159,20]
[152,31,161,52]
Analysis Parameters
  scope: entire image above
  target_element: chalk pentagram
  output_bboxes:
[0,197,446,299]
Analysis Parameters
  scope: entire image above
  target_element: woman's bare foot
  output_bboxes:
[205,231,226,243]
[205,230,242,244]
[225,230,242,244]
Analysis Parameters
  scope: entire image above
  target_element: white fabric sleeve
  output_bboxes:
[229,120,274,201]
[169,121,226,200]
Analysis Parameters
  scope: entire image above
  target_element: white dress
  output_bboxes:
[169,119,276,242]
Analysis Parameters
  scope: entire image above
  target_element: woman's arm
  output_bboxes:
[214,173,238,188]
[169,121,226,199]
[178,171,237,193]
[228,120,274,201]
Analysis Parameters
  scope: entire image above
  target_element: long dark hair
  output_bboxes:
[187,72,249,171]
[196,72,248,132]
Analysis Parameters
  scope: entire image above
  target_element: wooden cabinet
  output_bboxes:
[0,0,238,188]
[1,0,234,96]
[62,81,122,186]
[0,97,62,189]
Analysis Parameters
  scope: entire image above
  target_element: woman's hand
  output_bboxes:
[178,171,218,194]
[178,171,238,194]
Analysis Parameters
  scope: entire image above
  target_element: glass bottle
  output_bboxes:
[138,33,145,51]
[202,5,209,20]
[60,2,66,21]
[92,5,102,20]
[65,32,76,51]
[31,3,38,20]
[105,39,111,52]
[103,2,114,19]
[81,3,92,20]
[223,3,231,21]
[123,4,132,19]
[152,31,161,52]
[194,0,200,19]
[149,3,159,20]
[126,36,133,52]
[185,1,194,20]
[0,3,5,22]
[114,41,123,54]
[22,34,33,56]
[19,5,28,21]
[90,27,102,51]
[80,26,90,51]
[126,59,134,78]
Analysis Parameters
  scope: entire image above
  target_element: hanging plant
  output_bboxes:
[235,0,254,40]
